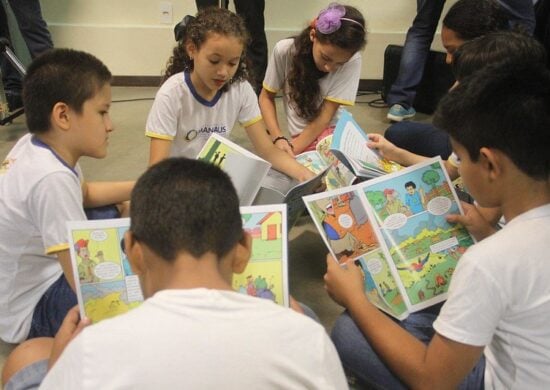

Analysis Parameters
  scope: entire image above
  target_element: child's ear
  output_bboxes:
[309,28,316,42]
[51,102,71,131]
[124,230,145,276]
[479,147,503,182]
[232,232,252,274]
[185,41,197,61]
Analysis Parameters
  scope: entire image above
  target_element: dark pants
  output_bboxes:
[386,0,446,109]
[27,274,77,339]
[0,0,53,91]
[195,0,267,94]
[331,304,486,389]
[385,121,452,159]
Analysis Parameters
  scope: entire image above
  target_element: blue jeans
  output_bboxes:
[386,0,446,109]
[385,121,452,159]
[27,274,77,339]
[331,304,486,389]
[0,0,53,91]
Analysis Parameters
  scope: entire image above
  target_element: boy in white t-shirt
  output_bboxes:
[0,49,133,344]
[2,158,348,389]
[324,61,550,388]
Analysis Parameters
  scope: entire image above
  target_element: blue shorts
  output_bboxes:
[27,274,77,339]
[4,359,47,390]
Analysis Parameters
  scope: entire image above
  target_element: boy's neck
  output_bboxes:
[148,252,235,294]
[500,173,550,222]
[34,132,79,168]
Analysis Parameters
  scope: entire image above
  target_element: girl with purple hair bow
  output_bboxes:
[259,3,366,155]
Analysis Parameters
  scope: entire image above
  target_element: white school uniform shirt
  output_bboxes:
[40,289,349,389]
[145,71,262,158]
[433,204,550,389]
[262,38,362,137]
[0,133,86,343]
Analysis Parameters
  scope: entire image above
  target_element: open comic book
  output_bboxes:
[296,131,356,191]
[197,133,271,206]
[66,205,290,323]
[233,204,289,307]
[303,157,475,319]
[330,109,402,179]
[67,218,142,324]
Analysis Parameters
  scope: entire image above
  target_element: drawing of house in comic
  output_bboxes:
[308,191,378,263]
[233,210,286,305]
[258,212,281,241]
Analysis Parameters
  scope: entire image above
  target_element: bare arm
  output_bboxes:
[291,100,340,154]
[324,255,484,389]
[246,120,314,182]
[258,88,295,156]
[81,181,134,208]
[56,250,76,292]
[148,138,172,167]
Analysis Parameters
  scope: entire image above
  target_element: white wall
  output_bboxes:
[42,0,457,79]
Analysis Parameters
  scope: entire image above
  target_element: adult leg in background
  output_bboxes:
[386,0,447,111]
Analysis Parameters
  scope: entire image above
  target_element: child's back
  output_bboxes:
[42,287,344,388]
[39,158,347,389]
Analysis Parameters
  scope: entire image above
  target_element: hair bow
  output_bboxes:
[316,3,347,34]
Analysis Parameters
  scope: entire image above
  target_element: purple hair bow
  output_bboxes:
[316,3,347,34]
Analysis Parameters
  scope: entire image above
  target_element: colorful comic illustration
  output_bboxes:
[68,218,143,324]
[361,159,474,311]
[232,204,289,307]
[304,157,475,318]
[355,250,408,319]
[304,188,379,263]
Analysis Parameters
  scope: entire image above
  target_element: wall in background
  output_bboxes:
[41,0,457,80]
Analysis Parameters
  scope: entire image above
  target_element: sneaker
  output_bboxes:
[387,104,416,122]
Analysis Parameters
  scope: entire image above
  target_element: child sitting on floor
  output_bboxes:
[0,49,133,344]
[325,59,550,389]
[3,158,348,389]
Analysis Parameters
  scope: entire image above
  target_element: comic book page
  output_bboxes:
[67,218,143,324]
[330,110,401,178]
[233,204,289,307]
[197,133,271,206]
[358,157,475,312]
[303,188,408,319]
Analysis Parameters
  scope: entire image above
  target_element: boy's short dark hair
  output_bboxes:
[452,31,547,81]
[23,48,112,134]
[405,181,416,189]
[130,158,243,261]
[434,62,550,180]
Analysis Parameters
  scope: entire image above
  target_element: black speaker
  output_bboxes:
[382,44,455,114]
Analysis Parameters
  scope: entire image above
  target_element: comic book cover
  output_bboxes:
[303,157,475,318]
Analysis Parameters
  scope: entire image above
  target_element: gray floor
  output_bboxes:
[0,86,434,379]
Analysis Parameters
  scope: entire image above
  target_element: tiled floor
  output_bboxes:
[0,86,434,382]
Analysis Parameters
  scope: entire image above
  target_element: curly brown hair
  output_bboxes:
[288,5,366,121]
[162,7,251,92]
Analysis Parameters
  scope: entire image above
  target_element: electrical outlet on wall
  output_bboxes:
[159,1,173,24]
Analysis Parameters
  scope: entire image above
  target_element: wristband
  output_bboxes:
[273,136,294,149]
